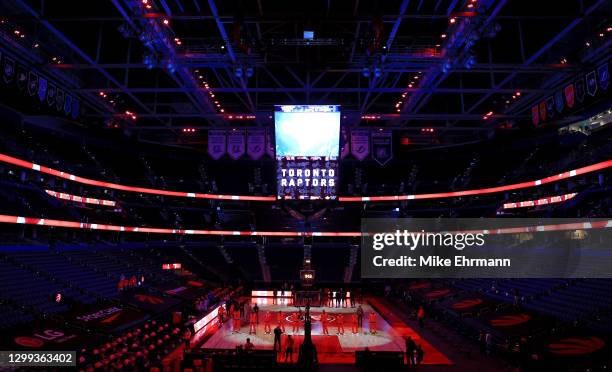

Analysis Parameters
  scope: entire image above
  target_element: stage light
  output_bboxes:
[374,67,382,78]
[162,18,169,25]
[441,33,447,38]
[449,18,456,24]
[362,67,370,78]
[235,67,243,78]
[246,67,254,78]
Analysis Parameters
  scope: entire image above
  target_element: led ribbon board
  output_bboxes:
[275,105,340,200]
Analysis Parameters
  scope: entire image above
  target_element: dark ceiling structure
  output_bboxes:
[0,0,610,145]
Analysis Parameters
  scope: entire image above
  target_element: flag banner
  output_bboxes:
[351,129,370,161]
[71,98,79,119]
[371,130,393,166]
[227,129,246,160]
[340,126,350,159]
[64,94,72,115]
[3,56,15,83]
[16,65,27,91]
[27,71,38,96]
[564,84,575,108]
[531,105,539,126]
[56,89,65,112]
[38,77,47,102]
[554,90,564,113]
[597,63,609,90]
[207,130,226,160]
[266,127,275,157]
[47,84,56,106]
[539,102,547,122]
[586,70,597,96]
[575,77,586,102]
[247,129,265,160]
[545,96,555,118]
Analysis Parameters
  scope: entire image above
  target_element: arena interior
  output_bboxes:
[0,0,610,371]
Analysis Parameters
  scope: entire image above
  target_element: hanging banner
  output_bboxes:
[38,77,47,102]
[16,65,27,91]
[539,102,547,122]
[597,63,609,90]
[265,127,275,158]
[56,89,65,112]
[227,129,246,160]
[64,94,72,115]
[564,84,575,108]
[27,71,38,96]
[371,130,393,166]
[545,96,555,118]
[531,105,539,126]
[554,90,564,113]
[207,130,226,160]
[586,70,597,96]
[2,55,15,83]
[71,99,79,119]
[47,84,56,107]
[247,129,265,160]
[340,126,350,159]
[575,77,586,102]
[351,129,370,161]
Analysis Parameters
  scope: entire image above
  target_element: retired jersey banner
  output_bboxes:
[564,84,575,108]
[247,129,265,160]
[227,129,246,160]
[371,130,393,166]
[575,77,586,102]
[586,70,597,96]
[598,63,609,90]
[27,71,38,96]
[351,129,370,161]
[207,130,227,160]
[266,127,275,158]
[531,105,539,126]
[38,77,47,102]
[340,126,350,159]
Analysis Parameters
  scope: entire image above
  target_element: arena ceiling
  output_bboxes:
[0,0,610,144]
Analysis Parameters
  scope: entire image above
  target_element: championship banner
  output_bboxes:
[56,89,65,112]
[207,130,227,160]
[47,84,56,106]
[539,102,547,122]
[247,129,265,160]
[227,129,246,160]
[371,130,393,166]
[586,70,597,96]
[545,96,555,118]
[2,55,15,83]
[564,84,575,108]
[598,63,609,90]
[340,126,350,159]
[71,98,79,119]
[27,71,38,96]
[531,105,539,126]
[64,94,72,115]
[554,90,564,113]
[351,129,370,161]
[16,65,27,91]
[38,76,47,102]
[266,127,275,157]
[575,77,586,102]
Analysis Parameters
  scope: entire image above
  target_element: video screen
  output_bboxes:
[274,105,340,158]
